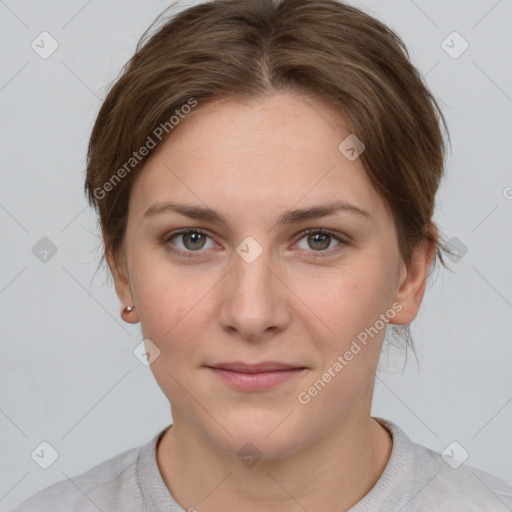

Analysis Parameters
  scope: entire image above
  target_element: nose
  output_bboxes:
[217,241,291,342]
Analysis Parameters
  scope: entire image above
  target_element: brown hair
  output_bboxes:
[84,0,450,278]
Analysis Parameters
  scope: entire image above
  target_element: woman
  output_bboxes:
[11,0,512,510]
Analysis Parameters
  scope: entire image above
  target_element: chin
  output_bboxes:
[206,408,310,462]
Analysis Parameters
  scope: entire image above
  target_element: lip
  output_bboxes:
[209,361,304,372]
[206,361,307,391]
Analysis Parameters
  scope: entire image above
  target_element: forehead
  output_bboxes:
[129,92,389,224]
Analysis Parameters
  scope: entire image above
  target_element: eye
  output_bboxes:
[294,229,346,255]
[164,228,216,256]
[162,227,347,258]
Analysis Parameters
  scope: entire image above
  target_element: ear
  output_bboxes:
[106,248,140,324]
[389,237,436,325]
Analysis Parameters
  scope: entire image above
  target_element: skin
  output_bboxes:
[108,91,435,511]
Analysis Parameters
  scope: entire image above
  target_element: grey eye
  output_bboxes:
[169,230,215,252]
[296,232,341,251]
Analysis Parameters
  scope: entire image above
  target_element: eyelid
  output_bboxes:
[163,227,211,243]
[295,228,349,244]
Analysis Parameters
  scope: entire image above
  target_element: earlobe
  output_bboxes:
[389,238,436,326]
[106,248,140,324]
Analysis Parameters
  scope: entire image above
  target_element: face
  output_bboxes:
[110,92,431,459]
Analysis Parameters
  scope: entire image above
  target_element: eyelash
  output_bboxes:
[162,228,348,259]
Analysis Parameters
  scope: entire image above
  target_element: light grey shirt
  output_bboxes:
[10,417,512,511]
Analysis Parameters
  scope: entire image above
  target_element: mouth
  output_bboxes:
[205,361,307,391]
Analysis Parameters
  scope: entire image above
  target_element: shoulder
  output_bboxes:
[379,418,512,511]
[10,442,145,512]
[410,441,512,511]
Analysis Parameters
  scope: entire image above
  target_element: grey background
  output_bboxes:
[1,0,511,509]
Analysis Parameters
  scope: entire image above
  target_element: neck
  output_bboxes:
[156,413,392,512]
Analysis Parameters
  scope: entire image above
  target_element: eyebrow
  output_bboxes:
[142,200,371,225]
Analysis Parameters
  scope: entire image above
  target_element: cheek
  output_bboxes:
[129,256,206,357]
[132,264,210,405]
[292,265,392,424]
[291,259,396,408]
[292,259,395,343]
